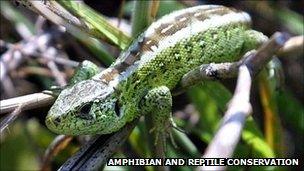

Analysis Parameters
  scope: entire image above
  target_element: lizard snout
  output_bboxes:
[45,115,61,131]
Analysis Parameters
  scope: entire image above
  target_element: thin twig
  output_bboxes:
[17,66,55,78]
[174,60,242,95]
[1,74,16,98]
[243,32,289,76]
[198,66,252,171]
[46,61,67,86]
[0,93,54,114]
[0,29,78,82]
[24,49,79,67]
[277,35,303,57]
[15,0,87,34]
[0,47,23,81]
[39,43,68,86]
[16,0,131,49]
[0,104,24,135]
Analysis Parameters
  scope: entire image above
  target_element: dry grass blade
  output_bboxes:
[0,93,54,114]
[0,104,24,135]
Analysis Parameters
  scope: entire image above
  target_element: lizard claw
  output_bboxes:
[169,117,187,134]
[42,90,60,97]
[43,85,66,97]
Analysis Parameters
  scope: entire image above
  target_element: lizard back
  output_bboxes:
[99,5,257,121]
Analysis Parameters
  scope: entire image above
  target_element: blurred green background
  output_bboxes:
[0,0,303,171]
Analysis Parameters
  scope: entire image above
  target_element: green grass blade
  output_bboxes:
[59,1,131,50]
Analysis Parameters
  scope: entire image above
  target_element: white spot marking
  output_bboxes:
[150,45,158,51]
[161,24,174,34]
[179,17,187,22]
[194,12,202,17]
[146,40,152,45]
[145,5,220,38]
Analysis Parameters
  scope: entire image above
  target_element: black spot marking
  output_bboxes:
[115,62,130,72]
[114,36,144,72]
[14,0,20,6]
[184,43,193,54]
[207,69,219,79]
[129,41,141,55]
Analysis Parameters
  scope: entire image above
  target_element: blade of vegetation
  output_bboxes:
[275,7,304,35]
[187,84,222,142]
[59,1,131,50]
[276,91,304,134]
[72,32,115,66]
[0,1,35,36]
[188,82,275,158]
[258,70,283,155]
[276,90,304,155]
[131,1,153,36]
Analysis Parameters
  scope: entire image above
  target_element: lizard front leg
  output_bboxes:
[69,60,100,85]
[140,86,177,148]
[45,60,99,96]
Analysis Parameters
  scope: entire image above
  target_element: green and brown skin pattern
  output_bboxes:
[46,5,267,142]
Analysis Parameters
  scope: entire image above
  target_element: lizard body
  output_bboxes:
[46,5,267,139]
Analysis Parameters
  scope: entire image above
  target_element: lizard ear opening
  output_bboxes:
[78,103,93,120]
[114,100,121,117]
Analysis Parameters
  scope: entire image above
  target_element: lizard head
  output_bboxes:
[46,79,124,135]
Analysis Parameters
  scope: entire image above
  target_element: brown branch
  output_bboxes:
[17,66,56,77]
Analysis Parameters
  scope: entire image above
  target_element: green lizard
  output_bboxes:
[46,5,267,144]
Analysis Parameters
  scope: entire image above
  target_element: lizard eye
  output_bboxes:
[78,103,93,120]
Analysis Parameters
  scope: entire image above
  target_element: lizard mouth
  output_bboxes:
[45,116,57,132]
[45,117,71,135]
[45,115,66,134]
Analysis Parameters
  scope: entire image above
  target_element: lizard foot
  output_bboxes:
[149,118,180,149]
